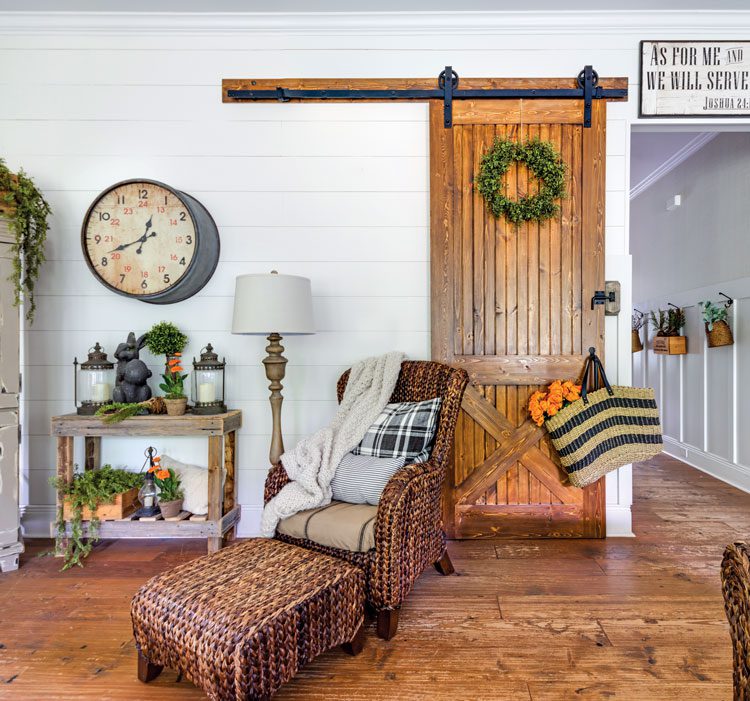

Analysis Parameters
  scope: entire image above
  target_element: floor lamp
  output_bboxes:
[231,271,315,466]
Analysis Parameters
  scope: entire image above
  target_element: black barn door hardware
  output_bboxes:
[226,65,628,128]
[591,289,616,310]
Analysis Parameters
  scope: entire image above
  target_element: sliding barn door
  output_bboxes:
[431,99,607,538]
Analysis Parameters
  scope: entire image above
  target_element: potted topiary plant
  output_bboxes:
[632,310,645,353]
[0,158,52,323]
[145,321,188,373]
[160,356,189,415]
[154,466,184,518]
[649,306,687,355]
[699,300,734,348]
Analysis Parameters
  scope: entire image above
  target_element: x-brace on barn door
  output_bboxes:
[222,69,627,539]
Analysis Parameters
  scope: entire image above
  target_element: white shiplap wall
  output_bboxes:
[7,9,750,537]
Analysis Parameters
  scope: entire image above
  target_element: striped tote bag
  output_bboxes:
[545,348,663,488]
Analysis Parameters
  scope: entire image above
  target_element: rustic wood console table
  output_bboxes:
[51,411,242,553]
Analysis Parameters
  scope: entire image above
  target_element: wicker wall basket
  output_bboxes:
[706,320,734,348]
[632,329,644,353]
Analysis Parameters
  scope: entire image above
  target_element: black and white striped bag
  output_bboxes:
[544,349,663,488]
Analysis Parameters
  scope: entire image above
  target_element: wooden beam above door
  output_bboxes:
[223,66,626,128]
[222,75,628,103]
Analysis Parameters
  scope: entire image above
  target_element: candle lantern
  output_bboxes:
[74,343,115,415]
[192,344,227,414]
[134,447,160,519]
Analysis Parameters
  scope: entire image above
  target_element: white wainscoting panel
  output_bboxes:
[635,283,750,496]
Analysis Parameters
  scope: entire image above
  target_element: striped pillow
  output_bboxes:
[331,452,406,505]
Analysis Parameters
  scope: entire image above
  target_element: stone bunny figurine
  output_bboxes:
[113,332,152,403]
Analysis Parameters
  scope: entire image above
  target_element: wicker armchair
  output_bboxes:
[722,542,750,700]
[264,360,468,640]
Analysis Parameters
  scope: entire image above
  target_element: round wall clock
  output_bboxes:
[81,179,220,304]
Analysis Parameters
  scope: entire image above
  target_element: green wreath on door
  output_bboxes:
[476,138,567,224]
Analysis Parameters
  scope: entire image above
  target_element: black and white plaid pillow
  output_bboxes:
[352,398,442,463]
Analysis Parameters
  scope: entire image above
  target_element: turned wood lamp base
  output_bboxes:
[231,270,314,468]
[262,332,287,466]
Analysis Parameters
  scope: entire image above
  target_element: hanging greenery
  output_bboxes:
[476,138,567,224]
[50,465,143,570]
[0,158,51,322]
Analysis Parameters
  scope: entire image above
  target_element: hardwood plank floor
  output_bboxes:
[0,454,741,700]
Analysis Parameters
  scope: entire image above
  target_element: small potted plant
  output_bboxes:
[699,300,734,348]
[0,158,52,323]
[632,311,645,353]
[160,355,189,415]
[145,321,188,373]
[153,464,184,519]
[649,306,687,355]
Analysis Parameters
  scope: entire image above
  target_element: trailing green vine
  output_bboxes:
[50,465,143,570]
[476,138,566,224]
[0,159,51,322]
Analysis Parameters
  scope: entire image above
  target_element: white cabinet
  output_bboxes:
[0,221,22,573]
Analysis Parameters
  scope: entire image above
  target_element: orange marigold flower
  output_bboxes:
[171,366,184,373]
[156,469,170,480]
[168,358,181,366]
[147,464,157,473]
[153,456,161,462]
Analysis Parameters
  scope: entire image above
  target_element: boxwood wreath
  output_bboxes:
[476,138,566,224]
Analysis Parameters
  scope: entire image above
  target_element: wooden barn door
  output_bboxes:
[431,98,607,539]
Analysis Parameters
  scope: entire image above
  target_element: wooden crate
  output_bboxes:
[63,486,139,521]
[0,174,18,217]
[652,336,687,355]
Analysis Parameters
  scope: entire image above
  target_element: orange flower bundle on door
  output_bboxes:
[528,380,581,427]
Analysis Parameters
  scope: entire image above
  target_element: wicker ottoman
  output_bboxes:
[131,538,365,700]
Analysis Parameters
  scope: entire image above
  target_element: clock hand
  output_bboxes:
[107,216,154,253]
[135,231,158,255]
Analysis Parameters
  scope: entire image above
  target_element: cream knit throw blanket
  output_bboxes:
[260,351,405,537]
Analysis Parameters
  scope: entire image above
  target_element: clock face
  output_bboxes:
[82,181,198,298]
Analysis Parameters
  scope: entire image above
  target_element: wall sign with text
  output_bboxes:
[640,40,750,117]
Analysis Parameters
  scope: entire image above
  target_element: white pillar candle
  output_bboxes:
[91,383,111,402]
[198,382,216,403]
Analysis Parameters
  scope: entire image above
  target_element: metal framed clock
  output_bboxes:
[81,179,220,304]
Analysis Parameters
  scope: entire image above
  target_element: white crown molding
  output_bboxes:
[3,10,750,36]
[629,132,718,201]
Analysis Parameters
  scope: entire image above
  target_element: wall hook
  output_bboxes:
[719,292,734,307]
[668,302,680,310]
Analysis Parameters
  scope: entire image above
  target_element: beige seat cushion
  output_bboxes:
[277,501,378,553]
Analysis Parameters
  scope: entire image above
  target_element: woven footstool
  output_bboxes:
[131,538,365,700]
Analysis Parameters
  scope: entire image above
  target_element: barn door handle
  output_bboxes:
[591,290,614,309]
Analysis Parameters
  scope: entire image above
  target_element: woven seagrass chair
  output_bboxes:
[264,360,468,641]
[722,542,750,700]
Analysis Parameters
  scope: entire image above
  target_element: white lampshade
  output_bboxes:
[231,272,315,335]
